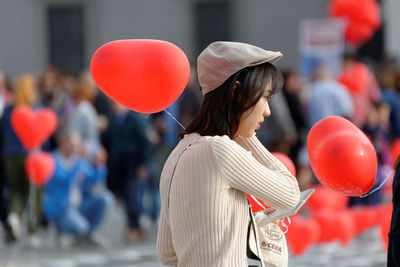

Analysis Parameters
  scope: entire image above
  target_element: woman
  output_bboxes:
[0,73,40,243]
[67,72,101,161]
[157,41,300,266]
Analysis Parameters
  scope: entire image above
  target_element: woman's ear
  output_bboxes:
[232,81,241,100]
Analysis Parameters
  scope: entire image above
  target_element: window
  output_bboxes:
[47,6,84,73]
[194,2,232,56]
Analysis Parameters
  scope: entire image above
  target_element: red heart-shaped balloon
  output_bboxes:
[351,206,378,235]
[306,185,349,213]
[11,106,57,150]
[90,39,190,113]
[314,209,356,244]
[25,152,55,186]
[376,203,393,249]
[286,216,320,256]
[336,209,357,245]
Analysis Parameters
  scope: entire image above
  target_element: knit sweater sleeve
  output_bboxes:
[157,209,178,265]
[235,134,291,171]
[212,136,300,210]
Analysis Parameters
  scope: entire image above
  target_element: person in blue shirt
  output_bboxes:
[308,65,354,127]
[42,131,113,247]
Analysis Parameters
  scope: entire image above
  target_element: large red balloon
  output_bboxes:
[90,39,190,113]
[272,152,296,176]
[307,116,377,196]
[11,106,58,150]
[328,0,381,47]
[25,152,55,186]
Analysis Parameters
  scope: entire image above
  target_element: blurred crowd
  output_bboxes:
[0,53,399,250]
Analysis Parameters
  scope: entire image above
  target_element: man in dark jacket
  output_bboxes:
[102,102,152,243]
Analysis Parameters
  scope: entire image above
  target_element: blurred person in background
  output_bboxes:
[178,65,202,128]
[0,70,16,243]
[281,69,308,166]
[280,69,314,190]
[37,66,62,110]
[299,65,354,190]
[102,101,152,243]
[308,64,354,127]
[341,54,381,128]
[379,69,400,138]
[37,66,63,151]
[257,88,297,155]
[67,74,101,161]
[42,131,112,249]
[57,70,78,131]
[136,112,173,227]
[79,70,113,124]
[350,101,392,206]
[0,73,42,247]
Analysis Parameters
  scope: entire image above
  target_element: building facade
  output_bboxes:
[0,0,395,80]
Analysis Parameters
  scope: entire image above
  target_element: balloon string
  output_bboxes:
[360,169,394,198]
[281,216,291,234]
[250,194,267,210]
[163,109,185,130]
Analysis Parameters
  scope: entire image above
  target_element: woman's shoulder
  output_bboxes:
[183,133,239,151]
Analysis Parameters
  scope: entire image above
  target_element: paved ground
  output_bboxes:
[0,203,388,267]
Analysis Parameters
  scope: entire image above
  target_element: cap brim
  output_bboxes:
[246,52,283,67]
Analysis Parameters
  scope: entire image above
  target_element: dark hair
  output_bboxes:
[178,62,282,139]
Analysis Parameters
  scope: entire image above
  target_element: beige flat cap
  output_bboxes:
[197,41,283,95]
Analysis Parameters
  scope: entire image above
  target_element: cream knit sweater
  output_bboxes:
[157,133,300,267]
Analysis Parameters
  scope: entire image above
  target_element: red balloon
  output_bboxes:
[328,0,381,46]
[25,152,55,186]
[11,106,58,150]
[378,207,392,249]
[351,206,378,235]
[307,116,377,196]
[306,185,349,213]
[286,216,320,256]
[37,108,57,139]
[314,209,356,244]
[272,152,296,176]
[338,62,370,93]
[336,209,357,245]
[90,39,190,113]
[344,22,374,47]
[347,0,381,29]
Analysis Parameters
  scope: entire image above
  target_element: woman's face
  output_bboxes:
[235,83,272,138]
